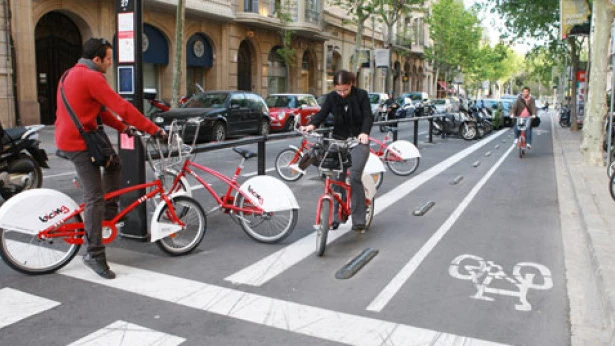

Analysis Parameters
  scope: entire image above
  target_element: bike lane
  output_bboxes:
[357,118,569,345]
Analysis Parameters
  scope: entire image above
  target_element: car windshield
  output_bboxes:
[480,100,498,108]
[266,96,297,108]
[368,94,381,104]
[182,93,229,108]
[433,99,446,105]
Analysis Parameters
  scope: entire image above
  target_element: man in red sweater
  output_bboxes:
[55,38,164,279]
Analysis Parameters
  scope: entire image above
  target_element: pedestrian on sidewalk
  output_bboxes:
[510,86,538,149]
[54,37,165,279]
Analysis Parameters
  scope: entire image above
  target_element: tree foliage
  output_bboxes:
[329,0,376,72]
[425,0,482,82]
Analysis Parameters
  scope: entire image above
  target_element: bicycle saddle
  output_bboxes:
[233,147,257,159]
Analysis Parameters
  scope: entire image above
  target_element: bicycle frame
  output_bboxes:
[38,180,183,245]
[171,158,266,215]
[316,174,352,227]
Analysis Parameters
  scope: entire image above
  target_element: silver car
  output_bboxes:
[368,93,389,116]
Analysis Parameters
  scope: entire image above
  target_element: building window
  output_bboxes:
[305,0,320,24]
[244,0,258,13]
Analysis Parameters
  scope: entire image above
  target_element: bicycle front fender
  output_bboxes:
[385,140,421,159]
[361,172,377,200]
[364,152,385,174]
[150,193,185,243]
[288,145,300,151]
[239,175,300,212]
[0,188,80,235]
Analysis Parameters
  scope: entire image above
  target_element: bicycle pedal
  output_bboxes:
[115,222,125,229]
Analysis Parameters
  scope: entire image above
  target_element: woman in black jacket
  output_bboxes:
[300,70,373,232]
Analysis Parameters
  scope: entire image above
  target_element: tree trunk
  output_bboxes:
[580,0,615,165]
[170,0,185,108]
[569,38,579,132]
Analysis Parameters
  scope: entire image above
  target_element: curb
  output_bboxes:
[554,120,615,344]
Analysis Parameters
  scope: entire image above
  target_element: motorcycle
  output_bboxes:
[560,105,571,127]
[375,101,400,133]
[144,88,170,120]
[432,109,478,141]
[0,124,49,199]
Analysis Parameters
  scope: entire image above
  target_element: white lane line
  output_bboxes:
[43,171,76,179]
[67,320,186,346]
[59,261,509,346]
[0,288,60,329]
[366,143,515,312]
[225,129,510,287]
[241,167,276,178]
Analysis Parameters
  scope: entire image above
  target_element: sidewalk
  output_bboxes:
[553,117,615,345]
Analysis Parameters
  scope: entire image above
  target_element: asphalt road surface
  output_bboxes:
[0,118,568,345]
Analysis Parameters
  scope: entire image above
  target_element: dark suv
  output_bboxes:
[152,91,270,142]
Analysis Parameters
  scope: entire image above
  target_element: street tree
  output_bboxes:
[274,2,296,93]
[425,0,482,91]
[170,0,185,108]
[373,0,424,92]
[474,0,585,131]
[580,0,615,165]
[329,0,376,73]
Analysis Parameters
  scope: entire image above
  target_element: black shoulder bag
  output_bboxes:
[59,70,119,168]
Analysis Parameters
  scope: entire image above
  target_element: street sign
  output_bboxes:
[374,49,390,68]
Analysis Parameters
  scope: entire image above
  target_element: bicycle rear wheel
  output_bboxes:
[316,199,330,256]
[275,148,304,182]
[365,197,375,230]
[156,196,207,256]
[236,194,298,243]
[0,215,82,275]
[385,151,420,176]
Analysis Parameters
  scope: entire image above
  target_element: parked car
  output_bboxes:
[432,98,452,113]
[398,92,430,106]
[266,94,320,131]
[151,90,271,142]
[500,98,514,126]
[368,92,389,116]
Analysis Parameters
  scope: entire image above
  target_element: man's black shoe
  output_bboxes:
[82,253,116,279]
[331,221,340,230]
[352,224,366,233]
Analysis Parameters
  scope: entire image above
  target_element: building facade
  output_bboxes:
[3,0,434,127]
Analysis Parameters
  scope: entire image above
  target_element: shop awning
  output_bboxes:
[437,81,447,89]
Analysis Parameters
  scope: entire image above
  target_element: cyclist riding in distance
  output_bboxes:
[510,86,538,149]
[299,70,373,233]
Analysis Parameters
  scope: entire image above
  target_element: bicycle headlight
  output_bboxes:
[154,116,164,123]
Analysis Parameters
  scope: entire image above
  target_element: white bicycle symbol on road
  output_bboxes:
[448,254,553,311]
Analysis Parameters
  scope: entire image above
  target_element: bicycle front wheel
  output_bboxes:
[316,199,330,256]
[155,196,207,256]
[0,215,82,275]
[236,194,298,243]
[610,173,615,201]
[365,197,375,230]
[275,148,305,182]
[385,151,420,176]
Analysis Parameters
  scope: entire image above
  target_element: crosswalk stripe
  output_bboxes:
[59,261,509,346]
[67,320,185,346]
[225,129,510,287]
[0,287,60,329]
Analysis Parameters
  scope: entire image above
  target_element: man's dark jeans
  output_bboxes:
[65,151,121,256]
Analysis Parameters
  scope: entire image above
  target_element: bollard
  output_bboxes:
[450,175,464,185]
[413,120,419,146]
[495,144,500,149]
[485,151,492,157]
[413,201,435,216]
[473,161,481,167]
[335,248,379,279]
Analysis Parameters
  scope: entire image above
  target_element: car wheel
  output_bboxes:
[212,122,226,142]
[258,118,270,136]
[283,116,295,132]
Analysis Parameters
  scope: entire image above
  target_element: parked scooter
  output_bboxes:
[560,104,571,127]
[0,124,49,199]
[376,101,400,133]
[432,109,478,140]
